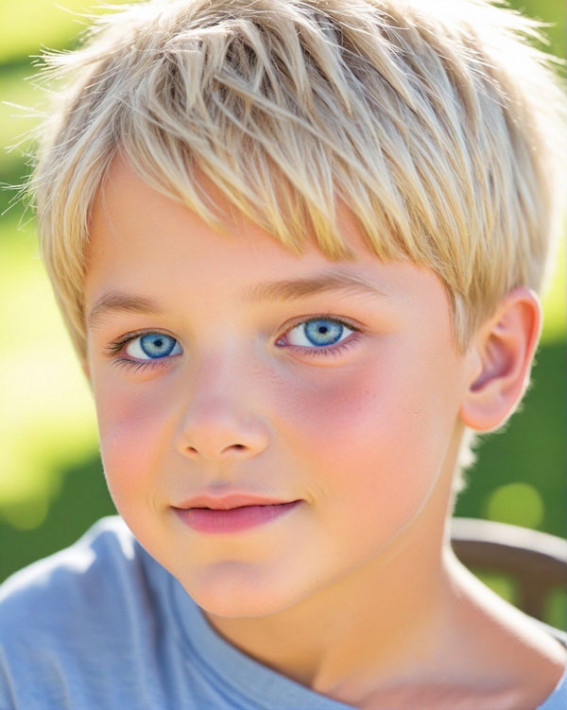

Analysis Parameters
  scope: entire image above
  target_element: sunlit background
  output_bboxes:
[0,0,565,623]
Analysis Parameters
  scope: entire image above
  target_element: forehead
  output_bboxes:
[88,155,371,261]
[85,156,450,325]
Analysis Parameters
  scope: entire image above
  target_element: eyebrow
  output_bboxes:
[244,271,387,303]
[86,292,165,329]
[86,271,386,328]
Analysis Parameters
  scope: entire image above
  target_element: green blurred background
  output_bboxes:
[0,0,565,623]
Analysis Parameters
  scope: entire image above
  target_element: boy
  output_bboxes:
[1,0,566,708]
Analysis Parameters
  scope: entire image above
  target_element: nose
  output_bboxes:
[174,356,270,461]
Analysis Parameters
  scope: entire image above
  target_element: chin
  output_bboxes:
[181,563,310,619]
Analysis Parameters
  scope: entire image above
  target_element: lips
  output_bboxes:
[172,494,302,534]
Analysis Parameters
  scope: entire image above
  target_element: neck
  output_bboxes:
[206,495,457,700]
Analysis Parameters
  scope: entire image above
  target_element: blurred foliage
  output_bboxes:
[0,0,565,626]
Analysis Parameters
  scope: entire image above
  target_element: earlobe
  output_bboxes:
[459,288,541,432]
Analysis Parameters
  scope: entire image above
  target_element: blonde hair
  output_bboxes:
[31,0,565,364]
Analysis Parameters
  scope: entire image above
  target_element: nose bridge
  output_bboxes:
[175,345,269,460]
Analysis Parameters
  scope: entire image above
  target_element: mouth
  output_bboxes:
[172,496,302,534]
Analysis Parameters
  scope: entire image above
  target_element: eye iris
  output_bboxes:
[304,320,343,346]
[140,334,176,358]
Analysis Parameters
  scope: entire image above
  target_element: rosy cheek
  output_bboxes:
[270,365,384,488]
[95,384,169,497]
[276,358,448,502]
[277,358,388,437]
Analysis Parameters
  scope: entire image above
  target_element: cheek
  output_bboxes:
[276,354,460,516]
[93,379,173,500]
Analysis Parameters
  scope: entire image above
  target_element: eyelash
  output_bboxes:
[276,316,361,358]
[105,317,362,371]
[105,331,174,373]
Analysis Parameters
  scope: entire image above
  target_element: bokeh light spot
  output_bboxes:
[485,482,544,529]
[1,496,49,531]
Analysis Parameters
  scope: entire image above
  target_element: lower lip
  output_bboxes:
[174,501,301,534]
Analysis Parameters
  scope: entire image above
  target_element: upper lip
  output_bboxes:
[174,494,296,510]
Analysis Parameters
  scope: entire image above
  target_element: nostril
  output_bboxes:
[221,443,247,454]
[185,443,246,456]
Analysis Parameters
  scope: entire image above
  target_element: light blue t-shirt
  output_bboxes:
[1,516,565,709]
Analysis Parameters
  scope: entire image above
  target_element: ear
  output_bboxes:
[459,288,541,432]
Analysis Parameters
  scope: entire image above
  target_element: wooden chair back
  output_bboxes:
[451,517,567,622]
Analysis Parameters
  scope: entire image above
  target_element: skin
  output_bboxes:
[84,156,565,709]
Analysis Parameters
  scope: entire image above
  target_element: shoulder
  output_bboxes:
[0,515,168,637]
[0,517,172,709]
[443,555,567,709]
[1,516,139,611]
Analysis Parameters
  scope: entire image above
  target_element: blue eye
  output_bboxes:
[286,318,354,348]
[125,333,182,360]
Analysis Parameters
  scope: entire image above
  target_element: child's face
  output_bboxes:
[84,158,476,618]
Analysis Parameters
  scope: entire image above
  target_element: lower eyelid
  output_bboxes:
[113,358,156,373]
[112,354,181,373]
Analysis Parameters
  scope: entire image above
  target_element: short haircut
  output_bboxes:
[30,0,565,362]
